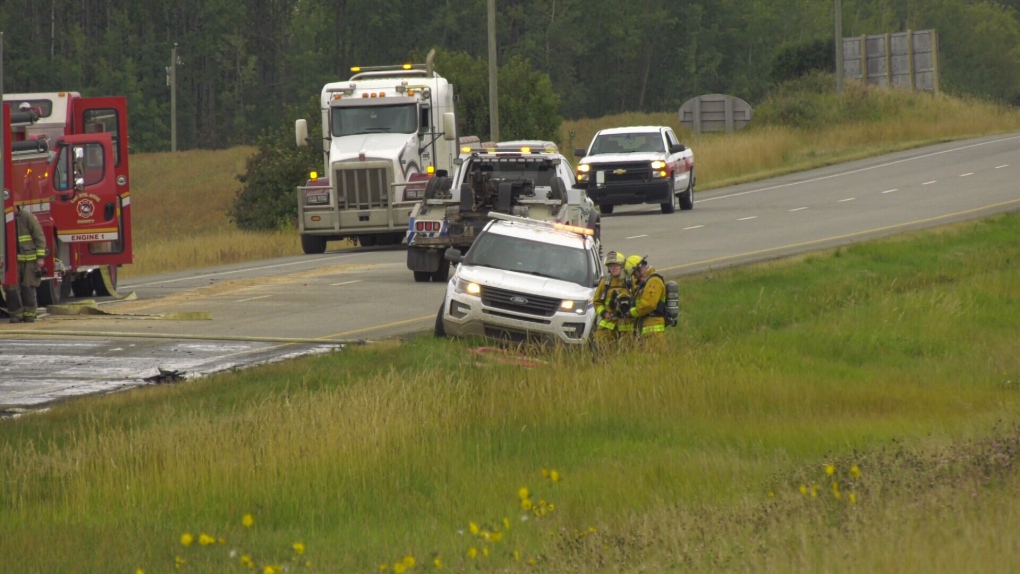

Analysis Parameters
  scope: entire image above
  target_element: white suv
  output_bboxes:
[435,213,603,345]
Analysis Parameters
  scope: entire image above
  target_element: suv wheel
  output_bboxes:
[434,302,447,337]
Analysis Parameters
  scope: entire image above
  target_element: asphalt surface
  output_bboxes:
[1,133,1018,412]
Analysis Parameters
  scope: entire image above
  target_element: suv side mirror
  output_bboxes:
[574,148,587,158]
[444,247,463,264]
[669,143,686,154]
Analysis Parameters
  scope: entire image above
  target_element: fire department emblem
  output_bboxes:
[76,199,95,219]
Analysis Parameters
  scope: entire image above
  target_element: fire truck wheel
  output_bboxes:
[60,276,74,301]
[431,261,450,283]
[300,234,327,254]
[92,266,118,297]
[36,279,62,307]
[71,273,94,297]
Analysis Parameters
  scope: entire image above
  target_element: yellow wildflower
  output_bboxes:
[849,492,857,504]
[589,526,597,533]
[469,521,480,535]
[175,556,186,570]
[293,542,306,555]
[521,498,533,510]
[518,487,529,500]
[550,470,560,482]
[514,550,521,561]
[264,566,281,574]
[548,504,555,512]
[394,564,406,574]
[483,547,489,557]
[218,537,226,545]
[241,555,255,569]
[799,484,807,495]
[242,513,255,528]
[825,464,835,476]
[467,547,478,559]
[137,570,145,574]
[490,531,503,542]
[811,484,819,498]
[402,555,415,568]
[379,564,389,571]
[503,517,511,530]
[528,558,536,565]
[199,533,215,546]
[180,533,194,547]
[769,491,775,498]
[850,465,861,478]
[434,557,443,569]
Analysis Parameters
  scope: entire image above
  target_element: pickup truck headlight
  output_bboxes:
[650,160,666,169]
[575,164,590,182]
[304,191,329,205]
[560,299,588,315]
[455,279,481,296]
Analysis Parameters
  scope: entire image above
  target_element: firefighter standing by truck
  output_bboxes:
[6,206,48,323]
[591,251,634,349]
[623,255,679,352]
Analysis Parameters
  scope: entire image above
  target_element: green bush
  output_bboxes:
[772,38,835,84]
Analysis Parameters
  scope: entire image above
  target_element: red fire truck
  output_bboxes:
[2,92,133,307]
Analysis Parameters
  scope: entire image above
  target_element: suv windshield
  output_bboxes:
[589,133,664,154]
[467,232,590,285]
[330,104,417,136]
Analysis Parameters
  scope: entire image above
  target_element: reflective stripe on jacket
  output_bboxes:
[629,269,666,335]
[592,273,631,330]
[15,208,47,262]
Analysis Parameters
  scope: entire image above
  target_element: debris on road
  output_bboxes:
[144,368,187,384]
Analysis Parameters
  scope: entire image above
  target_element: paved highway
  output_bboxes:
[1,133,1017,412]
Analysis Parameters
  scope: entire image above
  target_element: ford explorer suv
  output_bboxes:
[574,125,694,214]
[435,213,602,345]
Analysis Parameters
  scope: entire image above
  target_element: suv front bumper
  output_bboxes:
[441,291,594,345]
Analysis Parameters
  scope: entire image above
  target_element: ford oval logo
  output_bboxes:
[510,296,529,305]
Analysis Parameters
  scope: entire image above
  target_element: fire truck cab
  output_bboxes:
[2,92,132,307]
[294,49,458,253]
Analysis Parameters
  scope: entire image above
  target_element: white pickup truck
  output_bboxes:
[435,213,603,345]
[574,125,694,214]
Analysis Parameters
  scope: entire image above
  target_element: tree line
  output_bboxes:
[2,0,1019,153]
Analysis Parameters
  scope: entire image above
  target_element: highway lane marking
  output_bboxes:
[683,225,704,230]
[236,295,271,302]
[838,198,855,202]
[996,165,1009,169]
[331,280,362,286]
[881,189,898,194]
[960,173,973,177]
[922,181,937,185]
[122,254,351,288]
[699,135,1020,204]
[737,216,757,221]
[626,234,648,239]
[789,207,808,212]
[658,197,1020,275]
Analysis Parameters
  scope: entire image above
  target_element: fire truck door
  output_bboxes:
[69,96,132,266]
[50,133,126,254]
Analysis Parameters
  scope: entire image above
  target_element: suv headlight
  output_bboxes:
[455,279,481,296]
[560,299,588,315]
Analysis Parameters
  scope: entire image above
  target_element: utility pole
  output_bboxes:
[169,43,177,152]
[835,0,844,94]
[487,0,499,142]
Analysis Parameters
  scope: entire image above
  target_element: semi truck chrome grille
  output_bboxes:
[335,165,389,209]
[481,286,560,317]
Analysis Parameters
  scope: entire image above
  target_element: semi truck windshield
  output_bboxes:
[331,104,417,136]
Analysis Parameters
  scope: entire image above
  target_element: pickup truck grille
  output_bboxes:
[335,164,390,209]
[481,286,560,317]
[592,162,652,184]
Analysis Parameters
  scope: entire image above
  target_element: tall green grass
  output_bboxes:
[3,215,1020,572]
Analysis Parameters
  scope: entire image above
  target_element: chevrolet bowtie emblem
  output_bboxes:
[613,169,626,175]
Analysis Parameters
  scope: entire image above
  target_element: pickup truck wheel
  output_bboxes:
[300,234,327,254]
[434,302,448,337]
[414,271,432,283]
[599,204,614,215]
[431,261,450,283]
[660,194,676,214]
[680,170,695,211]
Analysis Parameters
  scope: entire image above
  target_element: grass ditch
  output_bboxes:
[3,213,1020,571]
[127,77,1020,278]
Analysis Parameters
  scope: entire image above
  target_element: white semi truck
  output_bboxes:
[295,50,458,253]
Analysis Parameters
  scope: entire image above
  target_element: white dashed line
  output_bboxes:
[683,225,704,230]
[330,280,363,286]
[838,197,856,202]
[737,216,757,221]
[922,181,937,185]
[236,295,271,302]
[626,234,648,239]
[789,207,809,212]
[996,165,1009,169]
[881,189,898,194]
[960,173,973,177]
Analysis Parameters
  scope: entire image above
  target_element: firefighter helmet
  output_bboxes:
[603,251,626,266]
[624,255,646,275]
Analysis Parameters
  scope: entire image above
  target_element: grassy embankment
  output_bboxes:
[127,78,1020,278]
[3,212,1020,572]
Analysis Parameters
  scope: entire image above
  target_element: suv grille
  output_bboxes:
[481,286,560,317]
[593,162,652,184]
[336,165,390,209]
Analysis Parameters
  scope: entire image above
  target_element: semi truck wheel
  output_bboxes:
[414,271,432,282]
[301,234,327,254]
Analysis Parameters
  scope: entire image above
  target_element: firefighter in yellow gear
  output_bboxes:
[591,251,635,349]
[624,255,667,352]
[5,206,48,323]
